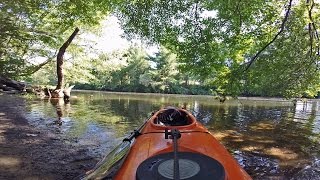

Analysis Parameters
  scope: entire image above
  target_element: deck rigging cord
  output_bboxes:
[165,129,182,180]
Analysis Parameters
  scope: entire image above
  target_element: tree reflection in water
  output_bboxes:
[24,91,320,179]
[49,98,71,126]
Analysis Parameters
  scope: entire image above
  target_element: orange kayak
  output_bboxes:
[83,107,252,180]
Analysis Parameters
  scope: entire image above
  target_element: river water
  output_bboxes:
[24,91,320,179]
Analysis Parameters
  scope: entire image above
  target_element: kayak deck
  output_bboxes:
[113,108,251,180]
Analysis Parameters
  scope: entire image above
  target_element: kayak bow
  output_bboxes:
[83,107,252,180]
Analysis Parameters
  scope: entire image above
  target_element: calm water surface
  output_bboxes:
[25,91,320,179]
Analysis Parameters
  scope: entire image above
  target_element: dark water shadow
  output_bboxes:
[204,101,320,179]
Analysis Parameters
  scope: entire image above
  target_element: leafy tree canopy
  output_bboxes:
[115,0,320,97]
[2,0,320,98]
[0,0,112,78]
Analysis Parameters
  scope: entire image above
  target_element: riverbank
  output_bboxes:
[74,89,299,100]
[73,89,319,100]
[0,93,97,180]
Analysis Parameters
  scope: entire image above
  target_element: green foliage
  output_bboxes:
[149,46,179,93]
[115,0,320,98]
[25,61,56,85]
[0,0,112,78]
[241,4,320,98]
[33,45,212,95]
[4,0,320,97]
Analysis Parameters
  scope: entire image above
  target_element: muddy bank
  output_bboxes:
[0,93,98,180]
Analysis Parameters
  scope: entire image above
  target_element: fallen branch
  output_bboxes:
[0,76,25,91]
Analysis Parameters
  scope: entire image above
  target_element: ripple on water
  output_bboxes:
[292,158,320,180]
[233,150,280,179]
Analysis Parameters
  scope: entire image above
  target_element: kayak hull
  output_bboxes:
[113,108,251,180]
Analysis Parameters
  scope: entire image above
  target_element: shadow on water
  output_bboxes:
[24,91,320,179]
[205,101,320,179]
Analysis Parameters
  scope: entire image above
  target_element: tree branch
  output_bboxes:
[245,0,293,71]
[19,52,57,76]
[307,0,320,55]
[235,0,242,34]
[308,0,314,56]
[309,23,313,56]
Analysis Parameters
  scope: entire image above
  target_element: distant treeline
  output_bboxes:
[26,46,319,98]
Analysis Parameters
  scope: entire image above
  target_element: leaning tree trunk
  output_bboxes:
[56,27,79,90]
[52,27,79,98]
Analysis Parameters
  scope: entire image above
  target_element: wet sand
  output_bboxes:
[0,93,97,180]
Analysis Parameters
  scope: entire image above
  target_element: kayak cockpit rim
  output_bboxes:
[150,108,197,130]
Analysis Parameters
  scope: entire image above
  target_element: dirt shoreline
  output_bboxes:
[0,93,97,180]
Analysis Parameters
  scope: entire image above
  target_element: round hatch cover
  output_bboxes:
[136,152,225,180]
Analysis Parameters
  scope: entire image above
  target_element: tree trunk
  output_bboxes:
[56,27,79,90]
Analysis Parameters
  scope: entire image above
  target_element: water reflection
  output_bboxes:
[24,91,320,179]
[49,98,71,126]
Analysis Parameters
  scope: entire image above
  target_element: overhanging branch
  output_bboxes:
[19,52,57,76]
[307,0,320,55]
[244,0,293,71]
